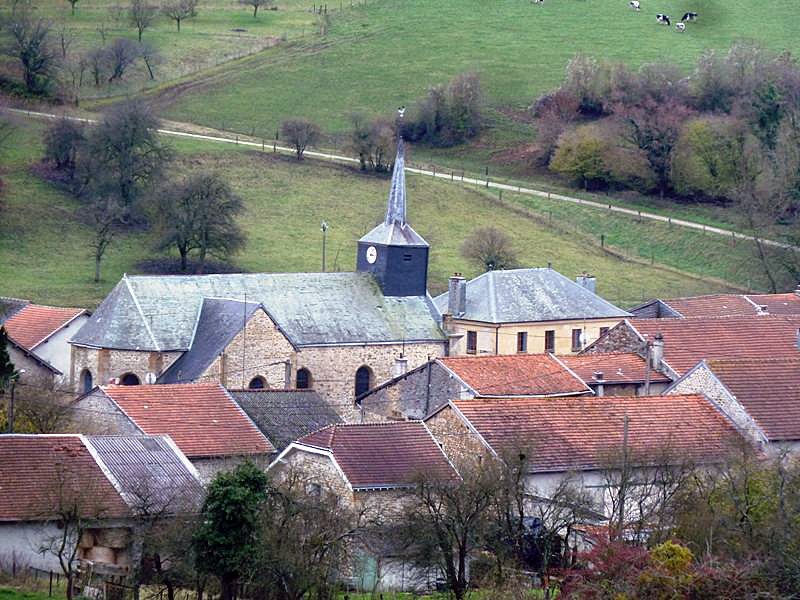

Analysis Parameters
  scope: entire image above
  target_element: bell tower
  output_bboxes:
[356,137,429,296]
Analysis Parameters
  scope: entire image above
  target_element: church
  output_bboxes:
[68,139,447,419]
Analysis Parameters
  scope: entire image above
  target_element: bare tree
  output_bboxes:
[67,0,80,15]
[153,173,247,273]
[128,0,158,42]
[461,226,518,272]
[162,0,198,32]
[139,41,162,80]
[8,11,57,95]
[281,118,321,160]
[106,37,141,83]
[348,113,395,172]
[85,46,107,87]
[88,196,121,283]
[238,0,273,18]
[11,381,76,433]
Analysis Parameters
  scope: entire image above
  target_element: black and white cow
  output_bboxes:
[656,13,671,26]
[681,12,698,21]
[676,22,685,32]
[629,1,640,11]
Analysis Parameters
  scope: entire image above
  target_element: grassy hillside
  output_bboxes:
[144,0,799,137]
[0,117,749,309]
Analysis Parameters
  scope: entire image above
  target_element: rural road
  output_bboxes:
[5,106,793,251]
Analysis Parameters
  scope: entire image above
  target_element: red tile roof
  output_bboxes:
[2,304,86,350]
[100,384,275,458]
[708,358,800,441]
[298,422,459,489]
[0,435,130,521]
[557,353,671,384]
[631,315,800,375]
[450,395,741,473]
[746,293,800,315]
[661,295,759,318]
[438,354,590,396]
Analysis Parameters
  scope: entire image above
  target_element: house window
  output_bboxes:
[599,327,609,338]
[248,376,266,389]
[466,331,477,354]
[307,483,322,497]
[355,366,372,398]
[544,330,555,353]
[572,329,583,352]
[296,368,311,389]
[517,332,527,353]
[80,369,93,394]
[120,373,140,386]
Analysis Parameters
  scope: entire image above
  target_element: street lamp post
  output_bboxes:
[7,369,24,434]
[321,221,328,272]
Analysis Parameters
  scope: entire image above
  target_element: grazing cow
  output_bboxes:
[676,22,685,32]
[656,13,671,25]
[629,1,640,10]
[681,12,698,21]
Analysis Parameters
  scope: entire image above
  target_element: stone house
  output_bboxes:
[434,270,629,357]
[68,140,445,420]
[665,357,800,452]
[268,421,459,591]
[358,353,592,421]
[424,395,746,516]
[72,383,275,483]
[228,388,343,453]
[582,315,800,379]
[0,434,204,576]
[629,289,800,319]
[1,301,89,389]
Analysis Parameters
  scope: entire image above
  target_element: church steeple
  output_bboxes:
[356,136,430,297]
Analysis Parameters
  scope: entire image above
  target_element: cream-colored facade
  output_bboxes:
[443,316,625,356]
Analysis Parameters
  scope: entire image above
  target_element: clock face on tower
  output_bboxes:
[366,245,378,264]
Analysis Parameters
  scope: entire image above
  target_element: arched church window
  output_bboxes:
[120,372,140,386]
[296,368,311,389]
[248,376,266,389]
[80,369,93,394]
[355,366,372,398]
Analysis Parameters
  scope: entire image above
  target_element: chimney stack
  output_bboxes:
[593,371,604,397]
[795,284,800,298]
[651,333,664,370]
[393,355,409,379]
[448,273,467,316]
[575,273,597,294]
[796,328,800,351]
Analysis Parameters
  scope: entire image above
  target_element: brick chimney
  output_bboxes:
[448,273,467,316]
[575,273,597,294]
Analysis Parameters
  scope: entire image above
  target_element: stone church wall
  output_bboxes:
[70,346,182,391]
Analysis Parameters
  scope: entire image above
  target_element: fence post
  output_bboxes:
[601,234,605,248]
[50,571,53,597]
[499,189,503,202]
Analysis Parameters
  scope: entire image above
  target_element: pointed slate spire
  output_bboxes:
[385,138,406,227]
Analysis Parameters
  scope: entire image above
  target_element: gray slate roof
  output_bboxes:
[158,298,263,384]
[358,138,428,248]
[72,272,444,351]
[434,268,630,323]
[229,389,343,452]
[85,435,205,513]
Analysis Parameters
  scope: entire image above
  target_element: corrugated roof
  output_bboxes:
[100,384,275,458]
[85,435,205,512]
[558,353,672,384]
[708,357,800,442]
[72,272,443,351]
[631,315,800,375]
[3,304,86,350]
[229,389,343,452]
[158,298,262,384]
[433,268,629,323]
[0,435,130,521]
[449,395,741,473]
[438,354,590,396]
[298,422,459,488]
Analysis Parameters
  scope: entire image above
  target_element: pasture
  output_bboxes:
[0,116,748,308]
[143,0,800,139]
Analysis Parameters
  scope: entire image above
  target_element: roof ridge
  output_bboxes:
[124,275,161,352]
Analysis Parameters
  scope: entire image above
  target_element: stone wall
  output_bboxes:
[297,342,446,421]
[8,346,56,389]
[270,447,353,502]
[581,321,643,355]
[425,405,490,471]
[192,454,273,485]
[360,361,463,421]
[197,310,296,390]
[70,346,182,392]
[72,389,142,435]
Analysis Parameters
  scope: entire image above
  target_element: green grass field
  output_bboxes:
[144,0,799,136]
[0,116,757,309]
